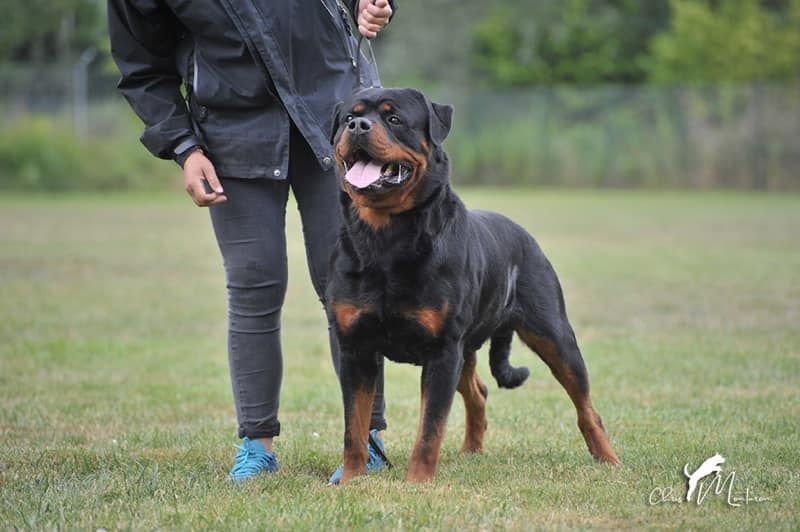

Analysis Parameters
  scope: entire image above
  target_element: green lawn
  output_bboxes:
[1,189,798,529]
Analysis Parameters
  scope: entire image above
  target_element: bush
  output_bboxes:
[0,109,176,192]
[439,84,800,190]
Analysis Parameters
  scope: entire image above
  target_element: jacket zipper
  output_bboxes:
[319,0,357,69]
[192,50,199,95]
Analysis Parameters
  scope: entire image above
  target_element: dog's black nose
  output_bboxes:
[347,117,372,135]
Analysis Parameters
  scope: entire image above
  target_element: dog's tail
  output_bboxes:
[489,328,530,389]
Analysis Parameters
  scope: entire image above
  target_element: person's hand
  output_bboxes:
[183,150,227,206]
[357,0,392,39]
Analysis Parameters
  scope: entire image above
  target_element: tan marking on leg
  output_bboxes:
[341,387,375,483]
[456,351,487,453]
[407,418,446,483]
[405,387,446,483]
[408,303,450,337]
[332,302,365,332]
[517,330,620,465]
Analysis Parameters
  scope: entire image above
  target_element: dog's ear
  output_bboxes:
[427,100,453,147]
[329,101,344,144]
[413,90,453,162]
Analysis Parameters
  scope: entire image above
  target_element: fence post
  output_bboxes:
[73,47,98,140]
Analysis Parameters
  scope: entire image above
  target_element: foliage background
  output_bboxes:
[1,0,799,190]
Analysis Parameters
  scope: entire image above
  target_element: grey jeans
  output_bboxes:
[209,126,386,439]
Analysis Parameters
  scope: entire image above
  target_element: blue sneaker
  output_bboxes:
[229,437,279,482]
[328,429,392,485]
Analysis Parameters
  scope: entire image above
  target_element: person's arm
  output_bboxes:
[107,0,200,160]
[108,0,224,206]
[352,0,395,39]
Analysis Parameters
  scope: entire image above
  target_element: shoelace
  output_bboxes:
[230,441,277,478]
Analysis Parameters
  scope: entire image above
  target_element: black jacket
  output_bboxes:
[108,0,394,178]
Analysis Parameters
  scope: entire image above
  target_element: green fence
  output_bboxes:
[1,69,799,190]
[437,84,800,190]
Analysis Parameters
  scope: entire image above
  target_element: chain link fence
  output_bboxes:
[1,62,799,190]
[438,84,800,189]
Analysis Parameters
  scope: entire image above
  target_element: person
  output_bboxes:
[107,0,395,482]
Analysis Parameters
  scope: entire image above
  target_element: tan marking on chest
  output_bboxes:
[350,203,392,230]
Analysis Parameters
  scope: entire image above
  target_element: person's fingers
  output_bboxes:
[361,10,389,26]
[186,178,218,206]
[365,1,392,20]
[357,0,391,38]
[358,12,387,39]
[183,151,226,206]
[358,19,382,34]
[202,159,224,194]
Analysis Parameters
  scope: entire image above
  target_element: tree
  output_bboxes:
[0,0,104,64]
[644,0,800,83]
[470,0,670,87]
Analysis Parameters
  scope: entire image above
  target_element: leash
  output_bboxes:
[339,0,378,88]
[356,33,366,86]
[368,431,393,469]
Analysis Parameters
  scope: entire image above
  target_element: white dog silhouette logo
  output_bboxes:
[683,454,725,501]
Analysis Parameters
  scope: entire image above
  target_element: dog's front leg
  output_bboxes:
[407,347,461,483]
[339,351,380,484]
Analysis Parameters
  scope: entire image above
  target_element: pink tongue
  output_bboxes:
[345,160,383,188]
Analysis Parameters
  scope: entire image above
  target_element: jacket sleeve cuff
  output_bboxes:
[172,135,206,168]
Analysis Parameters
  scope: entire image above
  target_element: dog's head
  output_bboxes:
[330,87,453,215]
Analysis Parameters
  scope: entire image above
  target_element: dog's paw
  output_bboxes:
[495,365,530,389]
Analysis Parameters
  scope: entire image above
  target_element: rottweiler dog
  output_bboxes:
[327,87,620,484]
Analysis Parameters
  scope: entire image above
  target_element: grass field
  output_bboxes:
[1,188,798,530]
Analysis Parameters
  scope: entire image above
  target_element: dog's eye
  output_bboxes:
[345,114,354,123]
[388,115,401,125]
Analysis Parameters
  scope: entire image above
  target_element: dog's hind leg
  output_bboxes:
[512,245,619,464]
[489,327,530,389]
[456,350,488,453]
[516,325,620,464]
